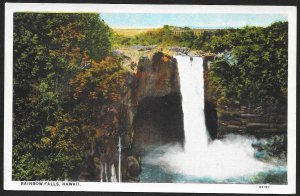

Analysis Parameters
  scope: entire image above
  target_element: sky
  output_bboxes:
[100,13,287,29]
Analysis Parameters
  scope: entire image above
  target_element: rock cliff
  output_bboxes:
[132,52,184,152]
[78,51,221,182]
[132,52,181,103]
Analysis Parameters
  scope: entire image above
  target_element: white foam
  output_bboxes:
[146,135,270,179]
[143,56,271,179]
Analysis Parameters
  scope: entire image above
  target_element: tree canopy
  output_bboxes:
[13,13,112,180]
[200,22,288,108]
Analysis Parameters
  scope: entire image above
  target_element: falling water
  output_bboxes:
[99,137,121,182]
[111,164,118,182]
[141,55,276,181]
[176,55,209,152]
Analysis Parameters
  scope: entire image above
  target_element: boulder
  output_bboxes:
[122,156,142,182]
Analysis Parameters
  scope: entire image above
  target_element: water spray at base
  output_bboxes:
[142,55,278,180]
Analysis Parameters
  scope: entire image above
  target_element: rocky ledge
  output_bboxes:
[217,106,287,138]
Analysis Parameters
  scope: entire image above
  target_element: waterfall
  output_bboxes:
[97,137,121,182]
[104,163,108,182]
[111,164,118,182]
[141,54,285,182]
[143,55,269,179]
[176,55,209,152]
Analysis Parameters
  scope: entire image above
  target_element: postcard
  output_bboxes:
[4,3,297,194]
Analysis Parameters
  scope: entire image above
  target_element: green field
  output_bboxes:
[113,28,157,36]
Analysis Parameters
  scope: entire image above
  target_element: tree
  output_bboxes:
[206,22,288,108]
[13,13,111,180]
[69,56,131,127]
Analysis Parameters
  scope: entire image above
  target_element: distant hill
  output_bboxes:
[113,28,158,36]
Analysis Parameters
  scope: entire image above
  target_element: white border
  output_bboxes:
[4,3,297,194]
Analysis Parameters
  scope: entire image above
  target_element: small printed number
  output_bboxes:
[259,185,269,189]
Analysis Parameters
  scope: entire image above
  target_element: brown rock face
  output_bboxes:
[132,52,184,151]
[132,52,180,103]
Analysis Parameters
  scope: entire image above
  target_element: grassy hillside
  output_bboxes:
[112,25,196,47]
[114,28,157,36]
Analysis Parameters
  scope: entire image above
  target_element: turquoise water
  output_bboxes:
[140,161,287,184]
[139,139,287,184]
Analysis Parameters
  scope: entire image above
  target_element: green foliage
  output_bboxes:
[202,22,288,108]
[252,169,287,184]
[113,26,197,47]
[193,31,213,50]
[69,57,131,129]
[13,13,111,180]
[13,118,86,181]
[176,30,196,48]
